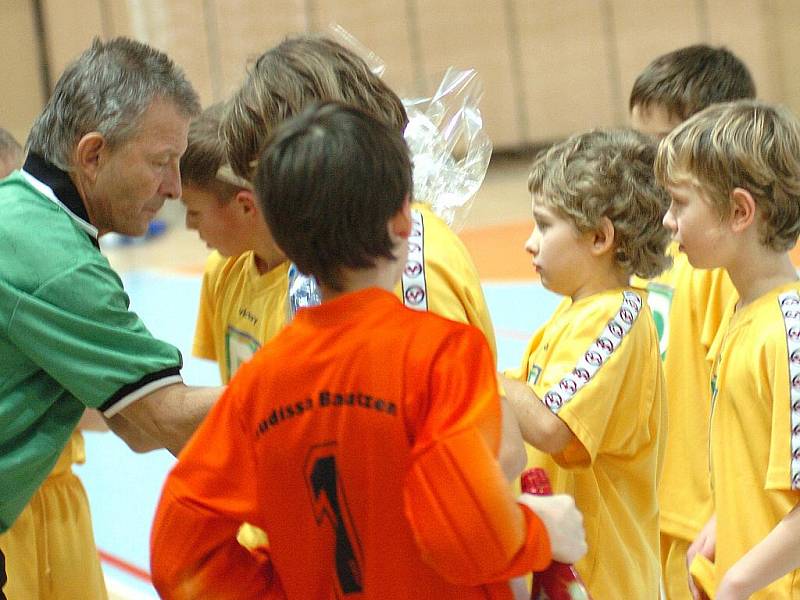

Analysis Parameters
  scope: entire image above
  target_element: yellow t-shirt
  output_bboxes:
[401,203,497,360]
[193,251,290,384]
[634,246,736,540]
[506,288,666,599]
[710,282,800,598]
[193,203,497,384]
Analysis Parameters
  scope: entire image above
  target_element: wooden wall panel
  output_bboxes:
[104,0,215,105]
[706,0,778,102]
[0,0,45,143]
[414,0,521,147]
[7,1,800,152]
[41,0,104,86]
[210,0,307,100]
[515,0,616,142]
[764,0,800,116]
[612,0,702,121]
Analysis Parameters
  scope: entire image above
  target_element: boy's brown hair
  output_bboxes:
[655,99,800,252]
[180,103,242,201]
[529,129,671,278]
[630,44,755,121]
[254,102,412,291]
[223,34,408,182]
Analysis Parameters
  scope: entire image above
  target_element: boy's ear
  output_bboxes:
[234,189,259,216]
[589,216,616,256]
[729,187,756,233]
[389,195,412,240]
[73,132,106,182]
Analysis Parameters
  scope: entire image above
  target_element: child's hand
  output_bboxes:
[687,515,716,600]
[518,492,587,564]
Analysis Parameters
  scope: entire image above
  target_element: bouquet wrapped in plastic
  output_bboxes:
[402,68,492,232]
[288,27,493,318]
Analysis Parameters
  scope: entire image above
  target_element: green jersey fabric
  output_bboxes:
[0,158,183,532]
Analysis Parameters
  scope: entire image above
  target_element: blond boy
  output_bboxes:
[629,44,756,600]
[501,129,670,598]
[184,35,497,387]
[657,100,800,599]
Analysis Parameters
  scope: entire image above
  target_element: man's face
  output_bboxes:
[663,179,729,269]
[92,99,190,236]
[630,103,683,140]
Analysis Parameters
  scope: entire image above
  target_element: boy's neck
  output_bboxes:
[319,259,400,303]
[726,246,798,308]
[569,266,630,303]
[253,249,286,275]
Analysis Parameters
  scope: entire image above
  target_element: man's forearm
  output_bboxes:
[110,384,223,456]
[498,376,574,455]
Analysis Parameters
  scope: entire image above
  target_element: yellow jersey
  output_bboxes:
[507,288,666,599]
[402,203,496,360]
[193,251,290,384]
[193,203,497,385]
[635,246,736,540]
[709,282,800,598]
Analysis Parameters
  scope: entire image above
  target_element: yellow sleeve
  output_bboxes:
[534,292,650,465]
[192,252,224,361]
[401,205,498,362]
[766,292,800,492]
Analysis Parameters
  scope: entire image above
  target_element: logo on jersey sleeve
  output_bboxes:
[779,290,800,490]
[541,291,642,413]
[401,209,428,311]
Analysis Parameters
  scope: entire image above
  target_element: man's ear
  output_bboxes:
[73,132,106,182]
[389,195,412,240]
[729,187,756,233]
[589,216,616,256]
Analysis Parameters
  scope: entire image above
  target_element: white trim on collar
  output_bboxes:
[20,169,99,239]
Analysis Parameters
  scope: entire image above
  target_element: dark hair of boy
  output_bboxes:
[254,102,412,291]
[629,44,756,120]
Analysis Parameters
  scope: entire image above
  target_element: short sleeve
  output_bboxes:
[534,293,647,464]
[3,261,182,415]
[767,296,800,491]
[193,253,222,361]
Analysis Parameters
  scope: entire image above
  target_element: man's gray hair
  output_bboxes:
[27,37,201,170]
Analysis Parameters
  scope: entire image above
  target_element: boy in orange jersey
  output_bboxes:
[629,44,756,600]
[150,102,587,600]
[657,100,800,599]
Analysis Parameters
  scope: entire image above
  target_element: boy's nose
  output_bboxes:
[524,232,539,256]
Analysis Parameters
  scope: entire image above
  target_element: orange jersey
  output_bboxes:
[151,288,551,600]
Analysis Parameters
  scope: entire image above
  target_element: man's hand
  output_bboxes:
[518,492,587,564]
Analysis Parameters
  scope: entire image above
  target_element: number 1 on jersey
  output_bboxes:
[305,443,363,594]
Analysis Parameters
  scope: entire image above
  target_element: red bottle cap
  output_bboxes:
[521,467,552,495]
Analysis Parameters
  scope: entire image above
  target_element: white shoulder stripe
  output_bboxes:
[402,209,428,311]
[542,291,643,413]
[777,290,800,489]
